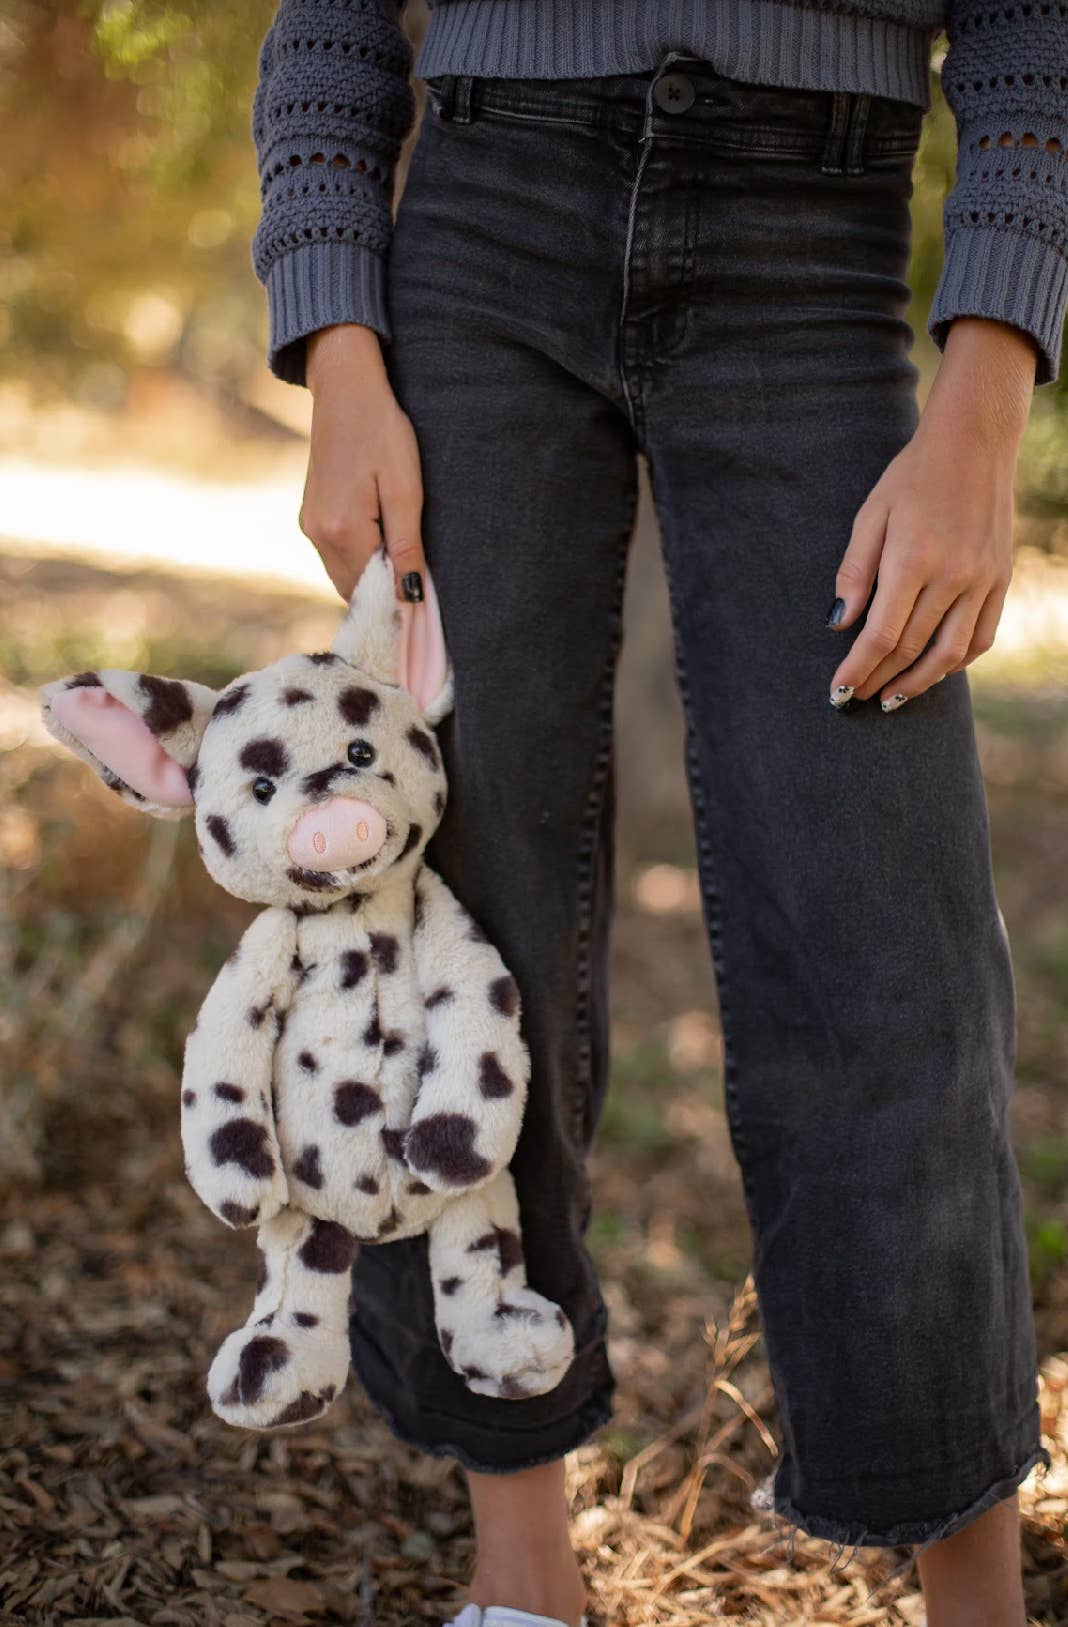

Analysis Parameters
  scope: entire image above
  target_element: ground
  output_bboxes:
[3,544,1068,1626]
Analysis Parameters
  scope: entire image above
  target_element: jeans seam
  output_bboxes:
[570,485,638,1151]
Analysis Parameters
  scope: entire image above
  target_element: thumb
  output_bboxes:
[827,498,887,629]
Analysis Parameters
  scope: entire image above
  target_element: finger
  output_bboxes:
[828,495,889,630]
[299,499,381,602]
[828,550,924,707]
[379,478,426,603]
[878,591,986,711]
[851,580,960,701]
[944,578,1010,673]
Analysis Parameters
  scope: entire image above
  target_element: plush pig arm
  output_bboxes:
[403,868,530,1195]
[181,907,299,1230]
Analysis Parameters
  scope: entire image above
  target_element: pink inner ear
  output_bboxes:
[50,687,194,807]
[396,566,449,713]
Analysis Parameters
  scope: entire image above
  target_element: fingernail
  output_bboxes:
[402,570,424,603]
[829,684,855,710]
[826,597,846,628]
[882,693,909,713]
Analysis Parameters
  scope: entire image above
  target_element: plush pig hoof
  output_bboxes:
[444,1288,576,1400]
[207,1318,351,1431]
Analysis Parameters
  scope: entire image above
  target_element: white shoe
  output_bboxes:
[444,1607,589,1627]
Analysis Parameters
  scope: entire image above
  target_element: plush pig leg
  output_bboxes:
[208,1206,356,1430]
[428,1169,575,1400]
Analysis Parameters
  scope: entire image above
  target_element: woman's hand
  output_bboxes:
[300,323,426,604]
[827,317,1037,713]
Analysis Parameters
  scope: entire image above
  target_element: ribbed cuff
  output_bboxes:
[263,241,390,388]
[928,224,1068,389]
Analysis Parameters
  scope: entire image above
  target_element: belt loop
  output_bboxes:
[435,73,473,123]
[845,92,871,175]
[452,73,473,124]
[820,91,852,175]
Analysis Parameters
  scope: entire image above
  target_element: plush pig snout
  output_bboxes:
[287,797,387,870]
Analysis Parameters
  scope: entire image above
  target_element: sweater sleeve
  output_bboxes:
[927,2,1068,388]
[251,0,415,386]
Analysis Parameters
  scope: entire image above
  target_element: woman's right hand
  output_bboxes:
[300,323,426,604]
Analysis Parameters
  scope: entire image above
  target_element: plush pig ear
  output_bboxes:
[41,670,219,819]
[333,546,453,725]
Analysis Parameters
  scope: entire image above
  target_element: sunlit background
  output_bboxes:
[3,5,1068,1624]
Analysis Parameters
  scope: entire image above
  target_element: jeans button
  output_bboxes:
[654,72,696,114]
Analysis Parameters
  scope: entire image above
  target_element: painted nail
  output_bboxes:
[402,570,424,603]
[882,693,909,713]
[829,684,855,709]
[826,597,846,628]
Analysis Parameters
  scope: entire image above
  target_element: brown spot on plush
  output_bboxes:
[382,1031,406,1057]
[139,673,194,735]
[406,725,439,769]
[220,1200,259,1227]
[334,1080,382,1126]
[186,762,200,798]
[404,1113,491,1186]
[206,815,235,856]
[67,671,102,689]
[370,932,398,973]
[440,1329,454,1356]
[433,789,445,815]
[213,683,249,718]
[500,1374,534,1398]
[417,1043,438,1078]
[489,975,519,1017]
[439,1276,462,1296]
[256,1250,269,1294]
[355,1174,379,1194]
[293,1144,324,1188]
[407,1178,432,1195]
[555,1307,567,1328]
[214,1082,244,1103]
[479,1052,516,1099]
[308,651,338,665]
[363,1013,382,1047]
[182,1089,196,1108]
[413,888,425,931]
[376,1206,401,1237]
[381,1127,407,1162]
[293,1311,318,1327]
[397,823,423,862]
[497,1227,524,1274]
[283,687,314,706]
[339,949,369,990]
[298,1218,356,1273]
[287,866,336,891]
[461,1364,489,1381]
[338,685,380,725]
[210,1118,274,1178]
[468,1231,498,1254]
[267,1389,327,1426]
[494,1301,540,1321]
[241,737,289,778]
[247,1002,271,1029]
[425,986,453,1009]
[297,1050,319,1074]
[301,764,345,799]
[235,1334,289,1403]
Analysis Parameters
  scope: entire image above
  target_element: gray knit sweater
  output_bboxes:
[251,0,1068,388]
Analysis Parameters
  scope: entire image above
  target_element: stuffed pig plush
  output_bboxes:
[40,546,575,1430]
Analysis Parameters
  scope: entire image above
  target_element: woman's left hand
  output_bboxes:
[827,317,1037,713]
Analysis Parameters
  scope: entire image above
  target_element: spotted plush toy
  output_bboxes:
[41,547,576,1431]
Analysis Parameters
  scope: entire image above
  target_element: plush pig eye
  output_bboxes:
[347,739,376,768]
[252,776,276,805]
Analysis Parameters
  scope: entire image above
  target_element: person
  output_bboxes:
[248,3,1066,1623]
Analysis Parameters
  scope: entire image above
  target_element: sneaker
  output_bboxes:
[445,1607,589,1627]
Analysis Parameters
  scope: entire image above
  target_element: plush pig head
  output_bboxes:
[41,548,453,909]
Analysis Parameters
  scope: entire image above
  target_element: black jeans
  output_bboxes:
[348,54,1049,1549]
